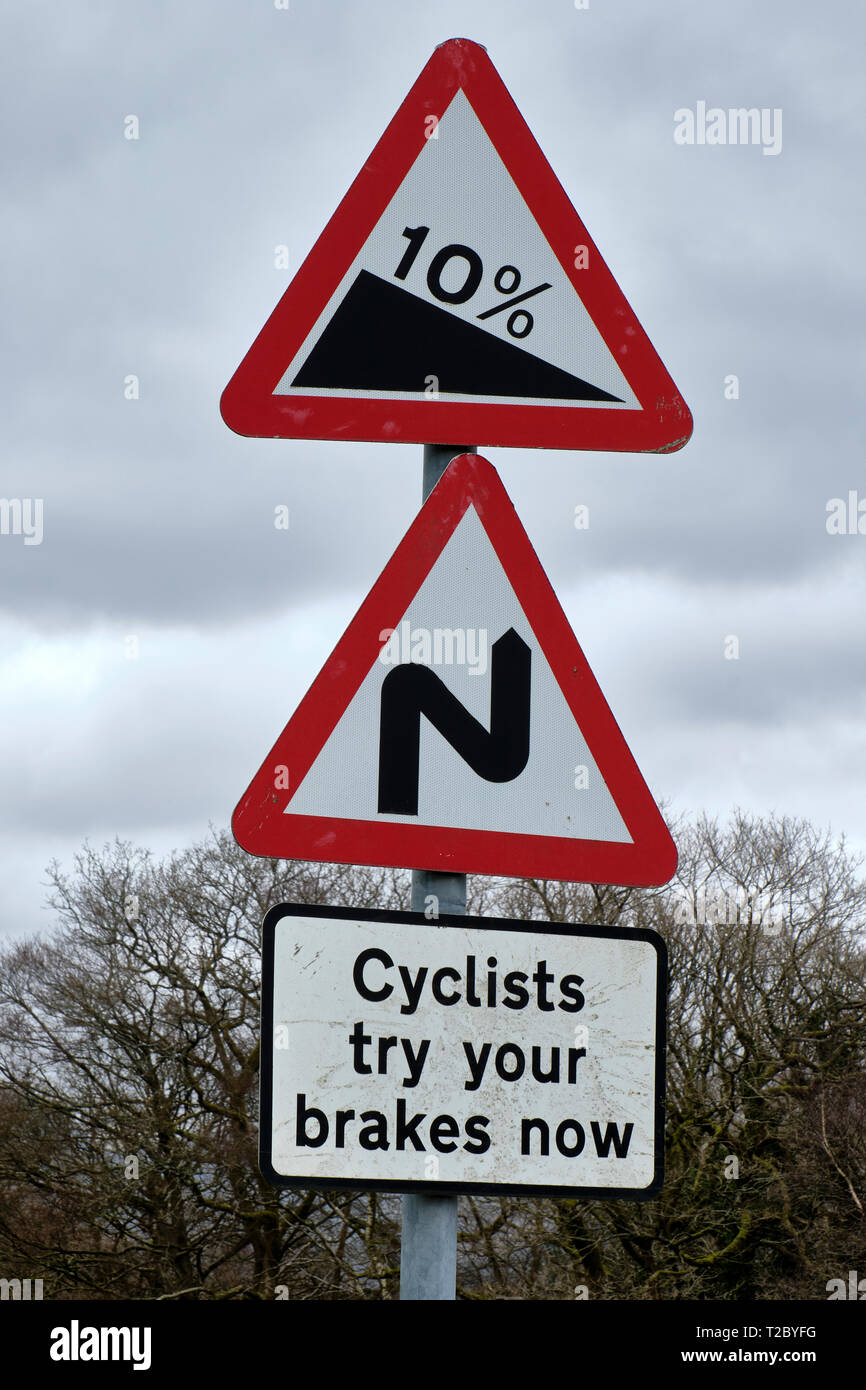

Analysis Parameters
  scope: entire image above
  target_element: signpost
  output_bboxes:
[222,37,691,1300]
[401,444,471,1300]
[261,904,667,1198]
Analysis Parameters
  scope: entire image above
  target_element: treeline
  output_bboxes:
[0,812,863,1299]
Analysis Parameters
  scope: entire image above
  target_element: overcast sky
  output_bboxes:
[2,0,864,938]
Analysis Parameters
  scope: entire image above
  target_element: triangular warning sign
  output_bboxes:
[221,38,692,453]
[233,454,677,885]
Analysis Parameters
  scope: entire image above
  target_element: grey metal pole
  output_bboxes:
[420,442,475,502]
[399,443,475,1302]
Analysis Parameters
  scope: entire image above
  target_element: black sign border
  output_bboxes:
[260,902,667,1200]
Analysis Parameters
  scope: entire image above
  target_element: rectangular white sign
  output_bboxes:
[261,905,666,1197]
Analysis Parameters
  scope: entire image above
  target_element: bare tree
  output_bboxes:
[0,812,863,1300]
[455,813,866,1299]
[0,835,408,1299]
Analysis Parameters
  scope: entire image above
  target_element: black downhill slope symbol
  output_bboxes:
[377,628,532,816]
[292,271,623,403]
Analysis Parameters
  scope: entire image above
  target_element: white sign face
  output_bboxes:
[261,905,666,1197]
[273,90,638,412]
[287,504,630,843]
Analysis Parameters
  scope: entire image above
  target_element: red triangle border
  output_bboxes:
[221,38,692,454]
[232,454,677,885]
